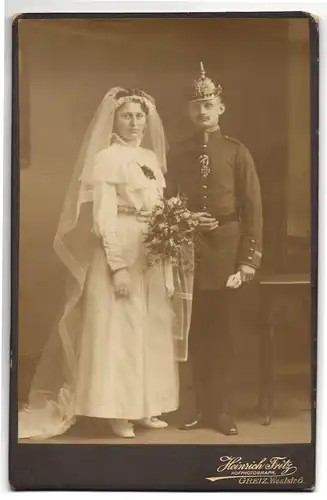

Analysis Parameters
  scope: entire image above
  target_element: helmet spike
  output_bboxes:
[188,62,222,102]
[200,61,206,79]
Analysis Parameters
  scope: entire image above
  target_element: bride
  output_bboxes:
[19,87,192,440]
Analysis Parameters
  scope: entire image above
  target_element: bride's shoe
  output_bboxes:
[110,419,135,438]
[137,417,168,429]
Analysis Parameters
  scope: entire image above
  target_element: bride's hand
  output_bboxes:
[113,268,131,298]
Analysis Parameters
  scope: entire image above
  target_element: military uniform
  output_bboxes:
[166,129,262,289]
[165,63,263,429]
[166,129,263,424]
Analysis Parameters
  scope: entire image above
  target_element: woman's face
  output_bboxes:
[114,101,147,143]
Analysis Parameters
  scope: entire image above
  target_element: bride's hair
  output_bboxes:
[115,88,153,115]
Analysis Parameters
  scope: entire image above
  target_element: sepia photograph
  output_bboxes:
[9,11,318,491]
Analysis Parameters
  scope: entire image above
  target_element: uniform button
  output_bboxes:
[203,195,208,200]
[202,185,207,189]
[203,206,208,211]
[248,256,253,260]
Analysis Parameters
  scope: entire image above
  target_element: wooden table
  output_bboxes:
[256,273,311,425]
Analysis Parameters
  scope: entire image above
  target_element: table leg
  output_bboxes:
[258,292,276,425]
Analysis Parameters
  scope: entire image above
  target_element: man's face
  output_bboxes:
[188,97,225,130]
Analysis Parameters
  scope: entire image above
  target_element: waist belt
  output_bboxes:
[117,205,139,215]
[117,205,150,220]
[215,212,239,226]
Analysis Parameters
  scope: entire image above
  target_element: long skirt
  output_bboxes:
[74,214,179,419]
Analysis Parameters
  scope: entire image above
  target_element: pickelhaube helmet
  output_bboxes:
[188,62,222,102]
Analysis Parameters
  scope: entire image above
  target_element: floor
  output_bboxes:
[20,412,311,446]
[19,391,312,445]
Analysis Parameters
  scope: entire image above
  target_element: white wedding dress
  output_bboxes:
[73,139,179,420]
[18,84,195,440]
[18,139,179,440]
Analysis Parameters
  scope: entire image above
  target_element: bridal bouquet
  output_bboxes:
[144,195,198,267]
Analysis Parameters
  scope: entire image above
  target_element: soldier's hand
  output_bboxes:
[194,212,219,232]
[239,264,256,283]
[226,272,242,289]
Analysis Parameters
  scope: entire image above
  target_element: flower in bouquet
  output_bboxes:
[144,195,198,266]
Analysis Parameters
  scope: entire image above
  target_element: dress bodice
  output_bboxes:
[92,140,166,212]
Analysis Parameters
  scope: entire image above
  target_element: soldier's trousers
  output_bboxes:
[188,287,237,421]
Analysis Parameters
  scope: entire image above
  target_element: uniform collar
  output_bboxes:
[194,126,222,144]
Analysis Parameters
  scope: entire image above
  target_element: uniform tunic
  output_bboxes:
[166,129,263,290]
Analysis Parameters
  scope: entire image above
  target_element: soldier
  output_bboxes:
[165,62,263,436]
